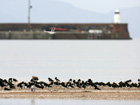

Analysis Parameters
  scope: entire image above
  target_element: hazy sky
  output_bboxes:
[0,0,140,14]
[60,0,140,13]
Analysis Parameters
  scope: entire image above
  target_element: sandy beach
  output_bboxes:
[0,88,140,100]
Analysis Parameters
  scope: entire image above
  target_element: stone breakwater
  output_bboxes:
[0,23,131,39]
[0,31,51,39]
[0,31,92,39]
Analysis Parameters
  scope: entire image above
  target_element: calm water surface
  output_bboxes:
[0,99,140,105]
[0,38,140,82]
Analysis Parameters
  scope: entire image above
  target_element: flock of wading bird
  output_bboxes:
[0,76,140,91]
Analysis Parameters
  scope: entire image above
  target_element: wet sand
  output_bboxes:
[0,89,140,100]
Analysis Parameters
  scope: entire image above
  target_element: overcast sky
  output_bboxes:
[0,0,140,13]
[60,0,140,13]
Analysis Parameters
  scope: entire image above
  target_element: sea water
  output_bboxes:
[0,38,140,82]
[0,38,140,104]
[0,99,140,105]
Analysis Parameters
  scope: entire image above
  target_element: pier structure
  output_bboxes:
[0,23,131,39]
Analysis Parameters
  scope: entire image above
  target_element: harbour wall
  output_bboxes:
[0,23,131,39]
[0,32,88,39]
[0,32,51,39]
[0,31,131,39]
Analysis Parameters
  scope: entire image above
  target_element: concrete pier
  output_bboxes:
[0,23,131,39]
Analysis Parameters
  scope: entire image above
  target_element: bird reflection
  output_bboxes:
[31,99,35,105]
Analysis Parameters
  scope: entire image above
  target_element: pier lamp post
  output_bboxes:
[28,0,32,28]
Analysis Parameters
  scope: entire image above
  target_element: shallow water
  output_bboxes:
[0,38,140,82]
[0,99,140,105]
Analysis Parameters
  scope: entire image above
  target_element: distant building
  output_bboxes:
[114,9,121,24]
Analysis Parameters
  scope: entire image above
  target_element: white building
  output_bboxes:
[114,9,120,24]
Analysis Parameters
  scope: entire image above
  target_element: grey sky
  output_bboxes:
[60,0,140,13]
[0,0,140,14]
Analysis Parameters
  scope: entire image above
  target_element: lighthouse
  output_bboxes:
[114,9,120,24]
